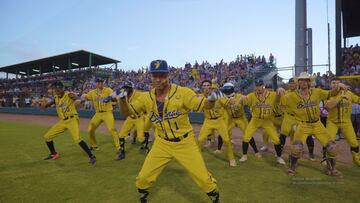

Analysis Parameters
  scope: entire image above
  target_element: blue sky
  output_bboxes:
[0,0,359,79]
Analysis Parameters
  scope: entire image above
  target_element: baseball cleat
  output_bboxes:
[203,140,211,148]
[325,169,343,178]
[255,153,262,158]
[260,146,268,152]
[43,153,60,160]
[276,157,286,165]
[90,147,99,151]
[229,159,237,167]
[309,153,316,161]
[287,168,296,176]
[239,155,248,162]
[213,149,222,154]
[89,156,96,165]
[115,150,125,160]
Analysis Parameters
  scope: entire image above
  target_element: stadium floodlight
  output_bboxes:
[19,71,26,74]
[54,66,60,69]
[71,62,79,66]
[32,69,40,72]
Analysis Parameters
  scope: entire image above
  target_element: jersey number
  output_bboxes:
[174,121,179,130]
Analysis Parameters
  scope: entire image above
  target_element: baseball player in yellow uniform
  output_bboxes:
[220,82,260,157]
[325,77,360,166]
[118,60,222,203]
[260,84,284,152]
[81,78,122,160]
[41,81,96,164]
[240,79,286,164]
[116,81,150,159]
[282,72,346,176]
[197,80,236,167]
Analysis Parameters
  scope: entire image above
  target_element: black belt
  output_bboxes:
[163,133,189,142]
[63,115,76,120]
[98,111,107,113]
[275,114,283,118]
[302,119,319,123]
[209,117,220,120]
[288,113,295,117]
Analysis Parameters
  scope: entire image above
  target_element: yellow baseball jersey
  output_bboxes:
[127,90,147,117]
[244,91,278,119]
[86,87,113,112]
[282,89,296,115]
[327,90,360,123]
[202,93,224,119]
[221,93,246,119]
[282,88,329,122]
[130,84,206,140]
[55,92,78,120]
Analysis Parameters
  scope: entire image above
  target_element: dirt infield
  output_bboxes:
[0,113,356,165]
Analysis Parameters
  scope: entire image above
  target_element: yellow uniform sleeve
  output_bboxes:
[129,92,150,116]
[350,91,360,104]
[314,88,330,101]
[182,88,205,112]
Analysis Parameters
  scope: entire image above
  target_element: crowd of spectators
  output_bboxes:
[0,54,277,108]
[342,44,360,76]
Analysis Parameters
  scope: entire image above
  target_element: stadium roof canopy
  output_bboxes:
[0,50,120,76]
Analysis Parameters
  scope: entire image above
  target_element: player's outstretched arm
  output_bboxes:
[39,99,55,111]
[204,89,224,109]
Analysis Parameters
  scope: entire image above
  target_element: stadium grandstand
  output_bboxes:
[0,50,279,109]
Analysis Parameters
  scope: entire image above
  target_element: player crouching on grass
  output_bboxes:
[239,79,286,165]
[80,78,123,160]
[219,83,261,160]
[117,60,222,203]
[113,81,151,159]
[40,81,96,165]
[325,77,360,166]
[197,80,237,167]
[282,72,347,176]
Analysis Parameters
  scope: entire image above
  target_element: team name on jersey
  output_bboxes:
[254,103,272,108]
[164,110,181,120]
[149,110,181,124]
[94,96,105,102]
[225,105,241,111]
[296,101,317,109]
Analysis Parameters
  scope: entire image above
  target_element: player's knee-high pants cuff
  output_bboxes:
[222,140,235,160]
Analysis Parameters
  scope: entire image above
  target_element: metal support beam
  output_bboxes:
[88,53,93,69]
[335,0,342,76]
[68,57,71,72]
[295,0,307,76]
[307,28,313,74]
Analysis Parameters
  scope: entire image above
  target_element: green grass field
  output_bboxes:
[0,121,359,203]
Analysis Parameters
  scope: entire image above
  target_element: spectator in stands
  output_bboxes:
[25,97,31,107]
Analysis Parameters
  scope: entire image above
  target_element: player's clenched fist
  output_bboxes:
[207,89,225,102]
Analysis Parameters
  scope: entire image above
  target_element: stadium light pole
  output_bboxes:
[295,0,307,76]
